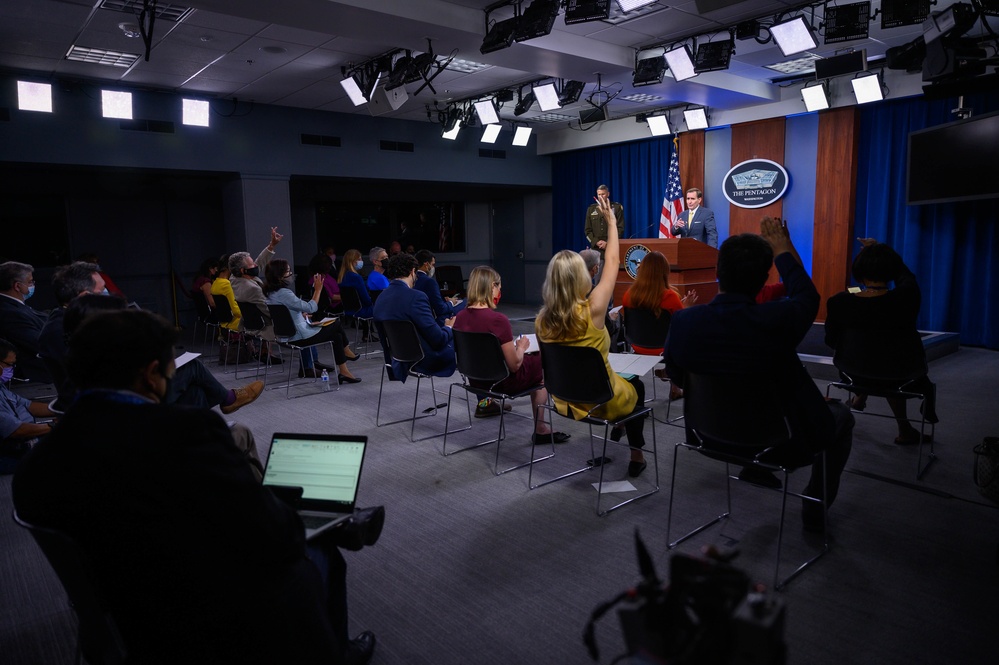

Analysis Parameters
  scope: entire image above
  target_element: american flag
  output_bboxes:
[659,138,682,238]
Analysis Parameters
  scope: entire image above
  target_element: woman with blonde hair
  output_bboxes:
[535,198,649,476]
[454,266,568,443]
[338,248,376,341]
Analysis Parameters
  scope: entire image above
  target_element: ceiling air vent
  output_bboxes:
[380,140,414,153]
[65,46,141,68]
[119,119,175,133]
[301,134,342,147]
[478,148,507,159]
[100,0,193,22]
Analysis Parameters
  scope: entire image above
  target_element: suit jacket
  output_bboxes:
[0,295,51,382]
[673,205,717,247]
[664,253,832,446]
[373,279,455,381]
[12,395,340,663]
[414,270,455,326]
[584,202,625,257]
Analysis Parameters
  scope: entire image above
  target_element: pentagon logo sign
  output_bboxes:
[721,159,789,209]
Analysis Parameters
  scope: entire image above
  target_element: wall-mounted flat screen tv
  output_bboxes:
[907,109,999,205]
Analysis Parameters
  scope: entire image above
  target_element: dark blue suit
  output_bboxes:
[673,205,717,247]
[414,270,465,326]
[0,295,51,382]
[664,253,853,505]
[373,280,455,381]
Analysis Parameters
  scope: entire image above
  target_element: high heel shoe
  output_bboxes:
[344,351,360,362]
[338,374,362,384]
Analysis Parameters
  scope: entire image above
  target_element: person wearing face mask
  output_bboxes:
[454,267,570,441]
[0,337,57,470]
[263,259,361,383]
[373,252,456,381]
[229,227,283,363]
[338,249,377,343]
[12,309,378,664]
[366,246,391,294]
[0,261,51,383]
[413,249,465,327]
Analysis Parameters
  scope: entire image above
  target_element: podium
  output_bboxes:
[613,238,719,305]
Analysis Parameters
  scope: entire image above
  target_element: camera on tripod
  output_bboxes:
[584,532,786,665]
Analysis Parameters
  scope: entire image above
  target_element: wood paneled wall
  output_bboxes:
[678,131,705,199]
[729,118,786,236]
[812,106,860,320]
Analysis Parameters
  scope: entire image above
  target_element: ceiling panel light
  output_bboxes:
[65,45,141,68]
[801,81,830,112]
[512,125,533,146]
[534,83,561,111]
[182,98,210,126]
[647,114,671,135]
[621,92,663,103]
[770,16,819,57]
[851,72,884,104]
[101,90,132,119]
[664,45,697,81]
[683,107,708,130]
[17,81,52,113]
[617,0,657,11]
[534,112,575,123]
[474,99,500,125]
[481,124,502,143]
[340,74,367,106]
[633,51,666,86]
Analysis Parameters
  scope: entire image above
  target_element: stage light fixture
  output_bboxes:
[101,90,132,119]
[481,16,520,54]
[683,107,708,130]
[633,50,666,86]
[17,81,52,113]
[922,2,978,45]
[647,114,671,136]
[514,89,536,116]
[182,99,210,127]
[340,72,368,106]
[442,124,461,140]
[559,80,585,106]
[474,98,500,125]
[534,82,561,111]
[386,55,414,90]
[823,2,871,44]
[880,0,931,29]
[564,0,610,25]
[481,123,502,143]
[851,72,884,104]
[770,16,819,57]
[617,0,657,11]
[801,80,830,112]
[512,125,533,146]
[694,38,734,73]
[514,0,560,43]
[664,44,697,81]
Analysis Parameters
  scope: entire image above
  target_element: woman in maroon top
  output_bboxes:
[454,266,568,444]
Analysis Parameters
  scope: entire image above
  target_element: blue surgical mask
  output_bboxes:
[101,288,110,296]
[1,366,13,383]
[24,285,35,300]
[354,260,364,271]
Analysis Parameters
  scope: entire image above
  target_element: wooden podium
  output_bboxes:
[613,238,719,305]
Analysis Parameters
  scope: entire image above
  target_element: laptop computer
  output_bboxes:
[262,433,368,541]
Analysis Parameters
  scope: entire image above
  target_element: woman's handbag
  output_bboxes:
[973,436,999,504]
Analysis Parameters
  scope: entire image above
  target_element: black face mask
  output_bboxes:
[244,266,260,278]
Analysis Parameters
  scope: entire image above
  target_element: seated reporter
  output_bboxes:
[262,260,360,384]
[13,309,376,665]
[454,267,568,444]
[414,249,464,326]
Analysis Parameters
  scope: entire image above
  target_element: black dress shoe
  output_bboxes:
[627,460,648,478]
[344,630,376,665]
[314,361,336,371]
[338,374,362,384]
[330,506,385,551]
[531,432,571,444]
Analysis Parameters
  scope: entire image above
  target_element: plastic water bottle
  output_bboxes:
[443,281,449,292]
[320,369,330,391]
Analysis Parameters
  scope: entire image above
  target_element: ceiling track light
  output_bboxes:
[664,44,697,81]
[633,49,666,86]
[514,87,536,116]
[683,106,709,130]
[514,0,560,43]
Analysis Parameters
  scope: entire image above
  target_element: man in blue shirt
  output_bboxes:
[366,247,390,293]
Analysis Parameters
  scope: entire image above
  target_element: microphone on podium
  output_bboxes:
[629,221,662,239]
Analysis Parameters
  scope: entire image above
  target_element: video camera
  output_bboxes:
[583,531,786,665]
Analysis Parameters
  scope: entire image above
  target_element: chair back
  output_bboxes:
[378,320,425,364]
[434,265,464,296]
[13,510,128,665]
[192,290,211,322]
[537,341,614,407]
[833,328,927,385]
[684,372,791,451]
[236,301,267,332]
[210,297,234,326]
[622,307,672,351]
[453,329,509,386]
[267,303,299,339]
[340,286,364,313]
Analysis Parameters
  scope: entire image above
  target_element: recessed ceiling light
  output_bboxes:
[621,93,664,103]
[533,112,575,123]
[764,53,822,75]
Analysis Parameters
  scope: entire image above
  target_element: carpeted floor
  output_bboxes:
[2,305,998,664]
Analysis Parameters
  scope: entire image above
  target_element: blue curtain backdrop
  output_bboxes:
[551,136,677,253]
[855,91,999,349]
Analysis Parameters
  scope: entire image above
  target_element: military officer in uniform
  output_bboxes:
[584,184,625,279]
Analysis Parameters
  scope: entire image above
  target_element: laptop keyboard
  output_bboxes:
[301,515,334,530]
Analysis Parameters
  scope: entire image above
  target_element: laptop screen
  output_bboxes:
[263,433,367,510]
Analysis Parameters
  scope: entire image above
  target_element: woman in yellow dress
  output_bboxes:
[535,197,649,477]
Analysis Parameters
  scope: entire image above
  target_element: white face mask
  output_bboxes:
[354,260,364,271]
[428,266,436,278]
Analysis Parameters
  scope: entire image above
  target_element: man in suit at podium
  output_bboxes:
[672,188,717,247]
